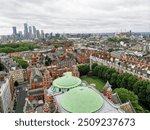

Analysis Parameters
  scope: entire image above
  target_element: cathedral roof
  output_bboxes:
[61,87,104,113]
[52,75,81,89]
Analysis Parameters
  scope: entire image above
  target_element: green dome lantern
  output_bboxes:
[53,75,81,89]
[51,75,82,93]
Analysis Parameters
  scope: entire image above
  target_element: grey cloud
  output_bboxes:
[0,0,150,35]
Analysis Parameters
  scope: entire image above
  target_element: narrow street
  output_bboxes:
[15,82,27,113]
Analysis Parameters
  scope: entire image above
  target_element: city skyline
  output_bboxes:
[0,0,150,35]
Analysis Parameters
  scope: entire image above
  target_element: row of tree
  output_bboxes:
[13,57,29,69]
[108,37,130,43]
[78,63,150,112]
[78,64,90,76]
[0,42,39,53]
[113,88,145,112]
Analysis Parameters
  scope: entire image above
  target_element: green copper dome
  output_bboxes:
[61,87,104,113]
[52,75,81,89]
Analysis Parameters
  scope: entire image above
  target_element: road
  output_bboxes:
[15,82,27,113]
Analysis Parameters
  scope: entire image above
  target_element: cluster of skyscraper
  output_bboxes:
[12,23,44,40]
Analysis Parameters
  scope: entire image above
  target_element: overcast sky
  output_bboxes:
[0,0,150,35]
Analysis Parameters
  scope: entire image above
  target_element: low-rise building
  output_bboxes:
[0,78,12,113]
[10,69,24,83]
[24,73,135,113]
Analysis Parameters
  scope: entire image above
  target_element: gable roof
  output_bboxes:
[30,68,43,81]
[103,81,112,91]
[112,92,122,105]
[23,98,34,113]
[119,101,136,113]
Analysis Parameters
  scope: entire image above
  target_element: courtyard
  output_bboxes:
[81,76,105,90]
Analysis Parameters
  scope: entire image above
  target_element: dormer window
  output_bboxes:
[33,78,38,82]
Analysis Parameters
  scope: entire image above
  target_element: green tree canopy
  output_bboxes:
[78,64,90,76]
[92,63,98,70]
[0,42,39,53]
[80,63,150,111]
[13,57,29,69]
[45,56,52,66]
[113,88,145,113]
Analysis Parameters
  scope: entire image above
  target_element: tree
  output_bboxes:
[110,72,119,88]
[0,42,39,53]
[91,63,150,111]
[108,48,114,52]
[93,65,101,76]
[108,37,129,43]
[92,63,98,70]
[113,88,145,113]
[114,88,138,103]
[98,65,108,79]
[120,73,132,89]
[116,74,124,88]
[127,75,138,91]
[45,56,52,66]
[146,85,150,108]
[104,68,116,81]
[78,64,90,76]
[133,80,150,108]
[20,60,29,69]
[13,57,29,69]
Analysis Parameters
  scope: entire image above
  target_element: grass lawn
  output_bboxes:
[81,76,105,90]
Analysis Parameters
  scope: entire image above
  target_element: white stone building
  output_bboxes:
[10,69,24,83]
[0,78,11,113]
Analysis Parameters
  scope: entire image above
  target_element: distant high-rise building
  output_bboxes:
[55,33,60,38]
[50,32,53,37]
[11,23,45,40]
[18,31,23,39]
[24,23,28,39]
[33,26,37,39]
[36,30,40,39]
[12,26,17,35]
[45,33,49,38]
[41,30,44,39]
[29,26,32,39]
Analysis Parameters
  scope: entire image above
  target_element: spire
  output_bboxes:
[103,81,112,100]
[23,98,34,113]
[104,81,112,91]
[43,103,50,113]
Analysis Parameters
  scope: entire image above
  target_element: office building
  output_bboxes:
[36,30,40,39]
[24,23,28,39]
[18,31,23,39]
[33,26,37,39]
[12,26,17,35]
[29,26,32,39]
[41,30,44,39]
